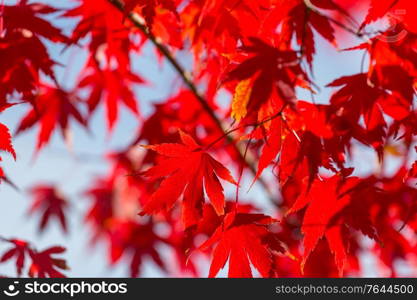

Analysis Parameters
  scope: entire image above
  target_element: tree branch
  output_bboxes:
[107,0,276,201]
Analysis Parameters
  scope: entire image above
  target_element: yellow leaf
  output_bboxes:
[231,79,252,122]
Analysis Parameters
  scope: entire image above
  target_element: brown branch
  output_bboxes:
[107,0,276,200]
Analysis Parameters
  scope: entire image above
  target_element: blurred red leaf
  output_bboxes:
[0,1,67,99]
[0,123,16,178]
[16,84,86,152]
[28,185,69,233]
[28,246,68,278]
[0,239,29,276]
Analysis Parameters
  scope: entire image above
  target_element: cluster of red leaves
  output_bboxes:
[0,122,15,179]
[0,1,67,102]
[1,0,417,278]
[0,239,68,278]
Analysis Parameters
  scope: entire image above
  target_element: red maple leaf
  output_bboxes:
[140,130,236,228]
[346,34,417,86]
[184,0,270,51]
[132,90,223,150]
[0,239,29,276]
[200,211,286,278]
[264,0,348,64]
[84,178,115,241]
[224,37,307,117]
[278,102,347,189]
[0,122,16,178]
[408,147,417,179]
[253,117,283,181]
[246,100,344,192]
[28,246,68,278]
[328,74,390,152]
[28,185,69,233]
[360,0,417,33]
[15,83,86,152]
[65,0,146,131]
[287,175,359,276]
[327,69,415,161]
[107,219,167,277]
[78,63,143,131]
[0,1,67,99]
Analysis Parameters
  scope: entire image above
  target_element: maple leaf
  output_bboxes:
[28,185,69,233]
[180,1,275,103]
[65,0,146,131]
[407,147,417,179]
[189,202,253,239]
[64,0,130,45]
[200,212,286,278]
[254,118,283,181]
[276,101,348,189]
[107,219,167,277]
[0,122,16,179]
[360,0,417,33]
[346,32,417,82]
[0,1,67,98]
[408,161,417,178]
[338,178,381,241]
[0,239,29,276]
[327,73,391,153]
[263,0,346,64]
[78,63,143,131]
[327,69,415,160]
[15,84,86,152]
[84,178,115,241]
[287,175,359,276]
[251,100,337,185]
[28,246,68,278]
[132,90,223,150]
[224,37,308,120]
[302,237,347,277]
[140,131,236,228]
[2,1,66,42]
[183,0,271,53]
